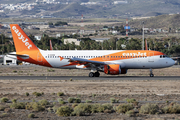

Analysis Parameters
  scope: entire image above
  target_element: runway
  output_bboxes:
[0,76,179,80]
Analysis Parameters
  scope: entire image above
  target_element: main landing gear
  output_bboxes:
[89,71,100,77]
[150,68,154,77]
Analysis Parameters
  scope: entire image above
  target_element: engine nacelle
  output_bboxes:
[104,64,127,75]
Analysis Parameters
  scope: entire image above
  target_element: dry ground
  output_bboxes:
[0,65,180,120]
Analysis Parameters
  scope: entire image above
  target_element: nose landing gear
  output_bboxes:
[150,68,154,77]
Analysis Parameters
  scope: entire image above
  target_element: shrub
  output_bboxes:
[116,104,134,113]
[13,70,17,73]
[86,100,92,103]
[72,103,78,108]
[53,106,59,112]
[1,97,9,103]
[57,98,63,102]
[67,97,75,103]
[26,102,45,112]
[38,99,49,106]
[126,110,135,117]
[56,106,73,117]
[12,99,17,103]
[101,103,113,113]
[91,104,99,113]
[72,103,92,116]
[25,92,29,96]
[74,98,81,103]
[110,98,116,103]
[139,103,159,114]
[97,103,113,113]
[162,103,180,114]
[59,100,66,105]
[126,98,136,103]
[47,69,55,72]
[0,106,5,111]
[28,113,35,118]
[57,92,64,97]
[10,102,25,109]
[32,92,42,97]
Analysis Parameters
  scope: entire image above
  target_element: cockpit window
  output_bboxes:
[160,55,167,58]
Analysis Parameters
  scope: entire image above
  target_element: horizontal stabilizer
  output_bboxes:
[8,52,29,59]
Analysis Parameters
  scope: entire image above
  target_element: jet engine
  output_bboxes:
[104,64,127,75]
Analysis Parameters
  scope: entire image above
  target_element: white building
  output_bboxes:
[114,1,128,4]
[64,38,80,46]
[3,55,17,65]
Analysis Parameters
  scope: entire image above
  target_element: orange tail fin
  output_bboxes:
[50,40,53,50]
[10,24,38,53]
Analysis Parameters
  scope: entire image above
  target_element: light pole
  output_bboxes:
[1,34,3,55]
[142,21,144,50]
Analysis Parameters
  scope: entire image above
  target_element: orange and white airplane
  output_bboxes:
[9,24,175,77]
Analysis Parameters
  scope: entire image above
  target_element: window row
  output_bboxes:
[45,56,148,59]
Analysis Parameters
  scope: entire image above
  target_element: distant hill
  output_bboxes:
[2,0,180,18]
[128,14,180,30]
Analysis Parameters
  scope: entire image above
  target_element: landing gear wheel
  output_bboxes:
[89,72,94,77]
[149,68,154,77]
[150,74,154,77]
[94,72,100,77]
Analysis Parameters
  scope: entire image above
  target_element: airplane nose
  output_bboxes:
[170,59,175,66]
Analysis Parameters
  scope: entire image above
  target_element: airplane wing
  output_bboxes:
[59,56,125,68]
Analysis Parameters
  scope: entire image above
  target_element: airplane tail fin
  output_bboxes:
[50,40,53,50]
[10,24,39,53]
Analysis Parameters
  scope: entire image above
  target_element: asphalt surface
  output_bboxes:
[0,76,179,80]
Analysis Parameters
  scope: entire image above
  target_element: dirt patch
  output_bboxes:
[0,66,180,119]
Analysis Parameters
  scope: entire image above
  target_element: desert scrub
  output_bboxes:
[25,92,29,96]
[10,102,25,109]
[47,69,55,72]
[162,103,180,114]
[12,99,17,103]
[72,103,92,116]
[139,103,159,114]
[59,100,66,105]
[72,103,78,108]
[125,98,136,103]
[28,113,35,118]
[97,103,113,113]
[26,102,45,112]
[1,97,9,103]
[56,106,73,117]
[0,106,5,111]
[13,70,17,73]
[74,98,81,103]
[126,110,135,117]
[86,100,92,103]
[110,98,116,103]
[67,97,75,103]
[116,104,134,113]
[38,99,49,106]
[57,92,64,96]
[53,106,59,112]
[32,92,42,97]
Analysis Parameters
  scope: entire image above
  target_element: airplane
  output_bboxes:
[9,24,175,77]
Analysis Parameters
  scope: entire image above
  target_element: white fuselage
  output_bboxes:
[40,50,175,69]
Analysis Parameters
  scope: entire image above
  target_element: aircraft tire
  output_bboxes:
[94,72,100,77]
[150,74,154,77]
[89,72,94,77]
